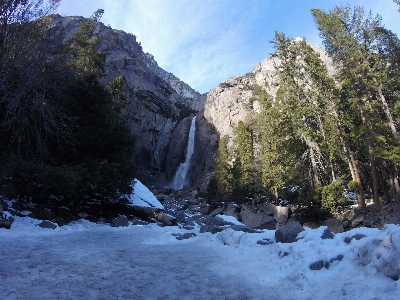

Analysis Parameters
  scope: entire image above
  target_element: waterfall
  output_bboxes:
[171,115,196,189]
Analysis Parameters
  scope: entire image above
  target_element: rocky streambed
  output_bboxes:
[1,188,400,234]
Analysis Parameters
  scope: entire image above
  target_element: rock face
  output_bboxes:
[48,15,201,185]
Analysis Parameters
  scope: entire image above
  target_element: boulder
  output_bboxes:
[224,206,242,222]
[309,260,329,270]
[209,205,226,217]
[199,206,210,214]
[257,238,273,245]
[37,220,57,229]
[171,232,196,240]
[344,234,366,244]
[229,225,261,233]
[110,215,129,227]
[262,203,290,223]
[33,208,55,220]
[325,218,344,234]
[0,218,12,229]
[199,225,224,234]
[263,203,275,216]
[351,214,365,227]
[274,206,290,223]
[363,213,377,227]
[157,213,177,226]
[275,221,304,243]
[321,228,334,240]
[330,255,344,263]
[240,206,275,229]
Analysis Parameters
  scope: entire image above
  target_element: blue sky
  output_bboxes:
[57,0,400,94]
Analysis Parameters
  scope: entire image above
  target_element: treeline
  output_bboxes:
[0,1,135,203]
[212,4,400,217]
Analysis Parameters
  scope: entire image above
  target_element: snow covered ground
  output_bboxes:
[1,215,399,299]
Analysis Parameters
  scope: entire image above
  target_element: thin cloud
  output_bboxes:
[57,0,399,94]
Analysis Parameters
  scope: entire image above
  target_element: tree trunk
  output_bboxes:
[309,147,320,186]
[340,133,365,208]
[274,187,279,206]
[317,114,336,181]
[350,151,366,209]
[360,109,381,210]
[389,176,395,202]
[379,91,399,140]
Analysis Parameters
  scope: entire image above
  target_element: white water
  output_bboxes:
[171,115,196,189]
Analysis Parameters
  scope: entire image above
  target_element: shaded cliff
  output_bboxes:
[48,15,203,185]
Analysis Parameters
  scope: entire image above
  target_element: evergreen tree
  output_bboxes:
[312,5,400,209]
[214,136,232,193]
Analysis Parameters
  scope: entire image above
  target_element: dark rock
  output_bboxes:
[309,260,325,270]
[171,232,196,240]
[344,234,366,244]
[393,202,400,215]
[330,255,344,263]
[181,225,195,230]
[199,206,210,214]
[263,203,275,216]
[229,225,261,233]
[209,205,226,217]
[33,208,55,220]
[1,182,17,199]
[37,220,57,229]
[157,213,177,226]
[0,218,12,229]
[363,213,377,227]
[321,228,334,240]
[53,217,68,226]
[199,225,224,234]
[275,221,304,243]
[257,239,273,245]
[342,220,351,230]
[206,215,238,226]
[352,214,365,227]
[303,222,319,229]
[240,206,276,229]
[110,215,129,227]
[0,199,8,211]
[325,218,344,233]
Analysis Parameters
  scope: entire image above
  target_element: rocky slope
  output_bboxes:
[48,15,202,185]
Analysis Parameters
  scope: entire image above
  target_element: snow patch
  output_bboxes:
[127,179,164,209]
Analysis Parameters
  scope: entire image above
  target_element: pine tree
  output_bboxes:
[312,5,400,209]
[214,136,232,193]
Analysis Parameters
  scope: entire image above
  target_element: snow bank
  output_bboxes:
[1,212,399,299]
[126,179,164,209]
